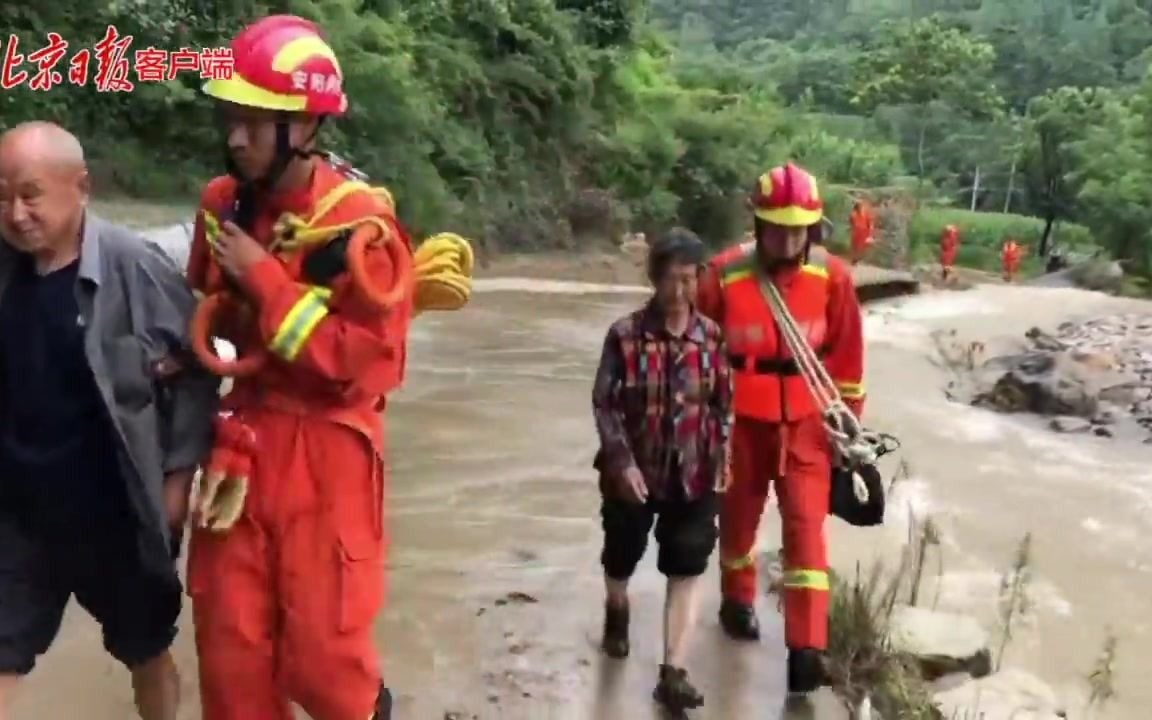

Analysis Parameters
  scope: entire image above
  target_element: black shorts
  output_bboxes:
[0,513,181,674]
[600,482,719,579]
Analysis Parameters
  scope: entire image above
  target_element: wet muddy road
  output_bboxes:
[13,279,1151,719]
[13,284,846,719]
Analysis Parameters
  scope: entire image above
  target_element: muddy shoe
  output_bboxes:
[653,664,704,711]
[786,648,828,694]
[718,599,760,641]
[602,601,630,658]
[371,683,392,719]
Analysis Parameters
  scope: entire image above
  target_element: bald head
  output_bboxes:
[0,121,86,171]
[0,121,90,260]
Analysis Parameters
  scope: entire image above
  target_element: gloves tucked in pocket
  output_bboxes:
[197,413,257,532]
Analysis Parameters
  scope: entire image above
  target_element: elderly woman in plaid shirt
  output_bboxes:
[591,228,734,713]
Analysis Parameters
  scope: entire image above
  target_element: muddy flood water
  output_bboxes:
[12,278,1152,719]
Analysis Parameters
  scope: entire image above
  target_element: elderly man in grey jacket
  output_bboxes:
[0,122,217,720]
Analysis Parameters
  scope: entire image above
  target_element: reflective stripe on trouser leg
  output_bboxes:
[835,381,864,401]
[269,286,333,361]
[719,418,775,605]
[776,413,832,649]
[782,567,831,650]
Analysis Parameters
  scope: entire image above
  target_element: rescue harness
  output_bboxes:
[759,273,899,525]
[189,159,474,377]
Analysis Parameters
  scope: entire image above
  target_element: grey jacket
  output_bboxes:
[0,213,219,574]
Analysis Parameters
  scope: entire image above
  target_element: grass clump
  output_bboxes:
[821,465,1121,719]
[1084,631,1119,717]
[994,532,1034,672]
[824,461,944,718]
[825,562,944,719]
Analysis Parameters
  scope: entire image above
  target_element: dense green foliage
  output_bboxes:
[907,208,1093,267]
[4,0,1152,270]
[655,0,1152,273]
[0,0,901,248]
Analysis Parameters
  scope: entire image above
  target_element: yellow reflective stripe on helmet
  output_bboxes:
[202,75,309,112]
[269,286,334,361]
[782,568,829,591]
[837,381,865,399]
[721,553,756,571]
[753,205,823,227]
[272,35,342,75]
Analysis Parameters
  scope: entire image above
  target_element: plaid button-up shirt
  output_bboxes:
[592,301,733,500]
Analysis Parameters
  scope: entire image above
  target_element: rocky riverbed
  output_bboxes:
[938,313,1152,443]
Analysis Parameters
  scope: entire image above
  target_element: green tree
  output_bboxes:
[1073,84,1152,272]
[852,16,1004,178]
[1019,86,1112,256]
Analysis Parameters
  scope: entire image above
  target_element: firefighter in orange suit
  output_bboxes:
[697,162,865,694]
[183,16,411,720]
[940,225,959,281]
[848,199,875,265]
[1001,238,1023,282]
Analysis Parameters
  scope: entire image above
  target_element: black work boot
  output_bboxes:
[602,601,630,658]
[786,648,828,695]
[371,683,392,719]
[653,664,704,711]
[718,599,760,641]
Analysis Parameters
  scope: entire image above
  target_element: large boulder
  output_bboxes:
[962,316,1152,440]
[1067,259,1125,293]
[888,606,992,680]
[971,346,1127,418]
[933,668,1067,720]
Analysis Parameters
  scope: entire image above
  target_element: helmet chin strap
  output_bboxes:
[224,113,325,232]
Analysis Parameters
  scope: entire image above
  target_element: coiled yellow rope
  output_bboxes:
[412,232,473,315]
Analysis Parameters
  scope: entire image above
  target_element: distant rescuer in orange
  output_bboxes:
[697,162,865,695]
[183,15,412,720]
[848,199,875,265]
[1001,238,1023,282]
[939,224,960,281]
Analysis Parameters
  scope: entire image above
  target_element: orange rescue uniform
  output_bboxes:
[849,203,875,264]
[698,242,864,650]
[940,226,959,279]
[186,160,413,719]
[1002,240,1022,281]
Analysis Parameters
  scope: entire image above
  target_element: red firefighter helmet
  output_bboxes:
[750,162,823,227]
[202,15,347,116]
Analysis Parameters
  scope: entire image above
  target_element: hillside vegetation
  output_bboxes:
[3,1,1152,275]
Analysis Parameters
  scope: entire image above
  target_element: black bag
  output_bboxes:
[829,463,886,527]
[828,431,898,527]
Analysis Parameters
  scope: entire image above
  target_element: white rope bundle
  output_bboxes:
[760,279,883,503]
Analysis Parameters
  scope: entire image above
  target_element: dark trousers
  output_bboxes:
[0,510,181,674]
[600,476,719,580]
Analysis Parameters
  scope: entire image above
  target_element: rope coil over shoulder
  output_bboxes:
[758,275,899,513]
[190,177,414,377]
